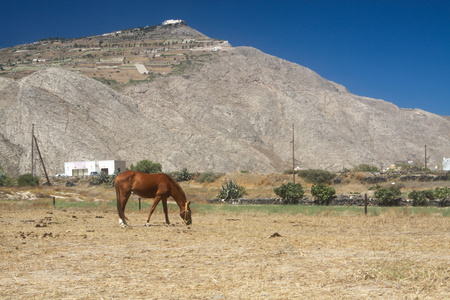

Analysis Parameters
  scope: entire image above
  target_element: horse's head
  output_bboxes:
[180,201,192,225]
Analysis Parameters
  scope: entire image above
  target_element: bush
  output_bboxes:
[172,168,193,182]
[297,169,336,185]
[90,172,117,186]
[0,175,14,187]
[311,183,336,205]
[408,190,429,207]
[274,182,304,204]
[217,180,248,200]
[195,172,222,183]
[375,186,402,206]
[434,187,450,199]
[128,160,162,174]
[353,164,379,172]
[17,173,40,187]
[0,167,14,187]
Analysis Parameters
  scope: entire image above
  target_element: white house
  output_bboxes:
[64,160,126,177]
[443,157,450,171]
[162,19,184,26]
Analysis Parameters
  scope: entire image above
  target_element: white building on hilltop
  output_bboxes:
[64,160,126,177]
[162,19,184,26]
[443,157,450,171]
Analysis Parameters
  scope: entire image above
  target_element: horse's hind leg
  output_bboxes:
[118,189,131,228]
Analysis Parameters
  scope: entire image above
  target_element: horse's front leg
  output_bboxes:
[145,196,161,226]
[162,198,170,225]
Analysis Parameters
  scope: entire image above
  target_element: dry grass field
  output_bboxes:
[0,174,449,299]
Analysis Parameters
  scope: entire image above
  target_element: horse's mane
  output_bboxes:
[166,174,187,201]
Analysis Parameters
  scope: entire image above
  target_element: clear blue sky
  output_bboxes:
[2,0,449,115]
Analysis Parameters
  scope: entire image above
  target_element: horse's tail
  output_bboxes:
[115,181,128,221]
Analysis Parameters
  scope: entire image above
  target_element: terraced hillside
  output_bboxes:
[0,21,232,84]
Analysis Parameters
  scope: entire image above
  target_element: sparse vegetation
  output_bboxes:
[195,172,222,183]
[296,169,336,185]
[353,164,379,172]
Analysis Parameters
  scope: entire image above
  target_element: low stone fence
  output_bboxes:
[207,195,449,207]
[357,173,449,184]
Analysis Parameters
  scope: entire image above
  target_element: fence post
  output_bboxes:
[364,194,368,215]
[139,198,141,210]
[53,196,56,208]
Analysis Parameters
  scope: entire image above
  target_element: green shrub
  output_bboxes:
[375,186,402,206]
[173,168,193,182]
[128,160,162,174]
[217,180,248,200]
[311,183,336,205]
[0,167,14,187]
[274,182,304,204]
[353,164,379,172]
[90,172,117,186]
[17,173,40,187]
[0,176,14,187]
[408,190,429,207]
[195,172,222,183]
[297,169,336,185]
[434,187,450,199]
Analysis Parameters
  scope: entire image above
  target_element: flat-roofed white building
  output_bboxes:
[64,160,126,177]
[443,157,450,171]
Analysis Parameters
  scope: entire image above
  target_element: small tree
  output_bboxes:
[408,190,429,207]
[17,173,40,187]
[434,187,450,199]
[274,182,304,204]
[128,160,162,174]
[311,183,336,205]
[375,186,402,206]
[218,180,247,200]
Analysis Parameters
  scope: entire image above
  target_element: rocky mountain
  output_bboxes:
[1,23,449,177]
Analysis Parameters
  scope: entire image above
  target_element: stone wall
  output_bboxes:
[207,195,449,207]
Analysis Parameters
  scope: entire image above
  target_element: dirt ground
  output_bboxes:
[1,204,449,299]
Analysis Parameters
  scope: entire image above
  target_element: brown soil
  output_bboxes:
[1,174,449,299]
[0,204,449,299]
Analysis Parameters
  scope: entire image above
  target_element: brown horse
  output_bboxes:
[115,170,191,228]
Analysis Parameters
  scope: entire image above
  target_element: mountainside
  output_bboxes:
[1,23,450,177]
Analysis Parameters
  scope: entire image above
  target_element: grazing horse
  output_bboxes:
[115,170,191,228]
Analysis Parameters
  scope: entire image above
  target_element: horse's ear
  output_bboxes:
[187,201,191,206]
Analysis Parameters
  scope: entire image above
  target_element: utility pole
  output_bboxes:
[34,135,51,186]
[292,124,295,184]
[31,124,35,176]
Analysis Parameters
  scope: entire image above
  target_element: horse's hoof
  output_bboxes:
[120,224,128,229]
[145,222,151,227]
